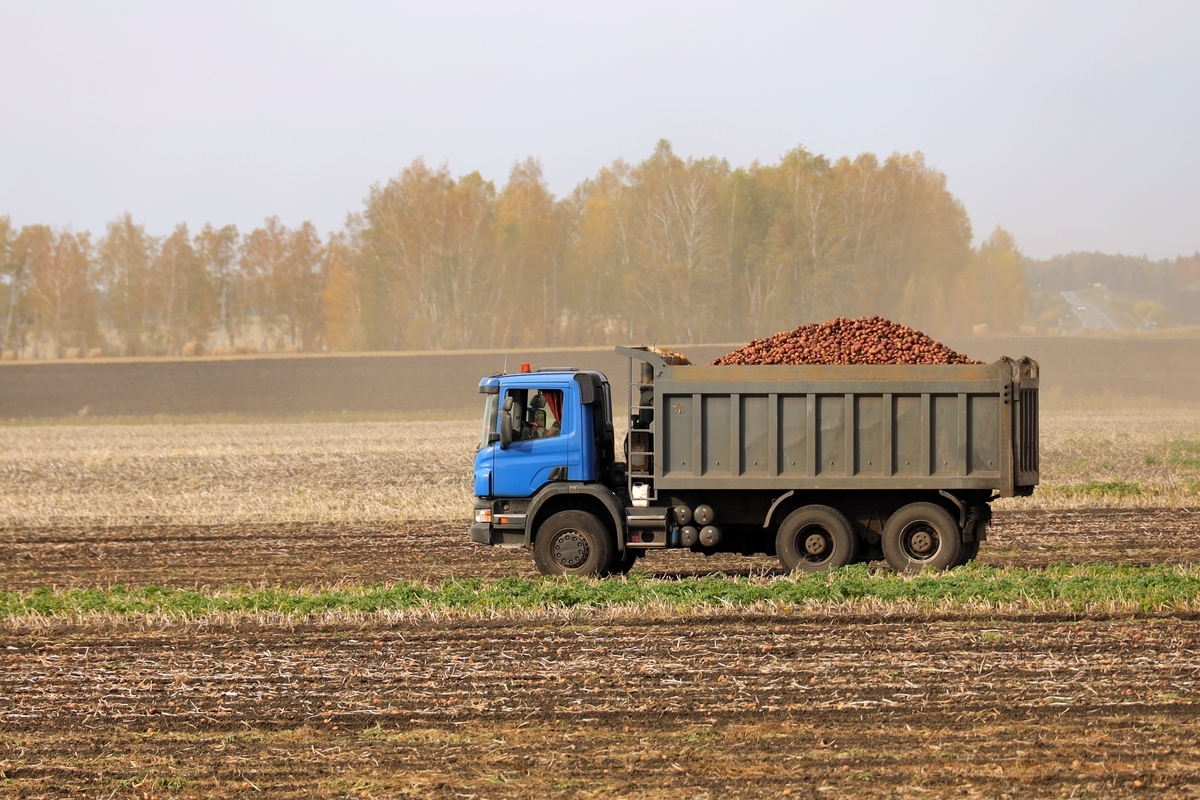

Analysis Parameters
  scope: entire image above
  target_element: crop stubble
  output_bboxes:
[3,415,1200,797]
[3,511,1200,798]
[3,411,1200,529]
[2,615,1199,797]
[2,509,1200,590]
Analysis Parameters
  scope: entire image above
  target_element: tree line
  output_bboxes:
[2,141,1031,358]
[1024,251,1200,294]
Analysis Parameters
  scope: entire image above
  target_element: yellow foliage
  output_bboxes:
[958,227,1029,334]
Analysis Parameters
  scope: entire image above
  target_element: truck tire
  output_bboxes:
[955,518,984,566]
[882,502,963,574]
[955,539,981,566]
[776,505,859,572]
[533,511,614,577]
[607,548,639,576]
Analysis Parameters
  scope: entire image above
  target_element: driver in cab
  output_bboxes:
[520,392,561,440]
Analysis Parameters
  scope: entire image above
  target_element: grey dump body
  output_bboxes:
[618,347,1039,501]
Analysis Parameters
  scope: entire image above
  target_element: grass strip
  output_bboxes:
[4,563,1200,618]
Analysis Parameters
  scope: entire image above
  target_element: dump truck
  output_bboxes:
[470,346,1039,575]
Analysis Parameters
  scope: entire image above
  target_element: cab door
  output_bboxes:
[491,384,570,497]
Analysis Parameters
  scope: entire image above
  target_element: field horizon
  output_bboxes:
[4,336,1200,421]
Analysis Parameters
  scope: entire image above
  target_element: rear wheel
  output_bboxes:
[882,502,963,574]
[533,511,614,577]
[775,505,859,573]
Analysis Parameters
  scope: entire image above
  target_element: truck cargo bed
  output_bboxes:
[619,350,1039,499]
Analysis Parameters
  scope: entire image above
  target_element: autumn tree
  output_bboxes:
[624,142,731,342]
[97,213,157,355]
[957,226,1028,333]
[275,221,327,350]
[0,216,27,355]
[885,153,975,336]
[494,158,565,347]
[1,142,1043,355]
[714,166,771,339]
[564,160,637,342]
[195,224,243,348]
[148,224,214,353]
[322,224,366,351]
[755,147,837,329]
[356,160,497,349]
[564,143,739,344]
[21,226,98,357]
[241,218,327,350]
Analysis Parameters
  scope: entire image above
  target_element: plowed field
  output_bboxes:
[3,509,1199,589]
[3,614,1199,799]
[3,510,1200,798]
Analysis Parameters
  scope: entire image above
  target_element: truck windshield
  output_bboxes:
[479,393,498,451]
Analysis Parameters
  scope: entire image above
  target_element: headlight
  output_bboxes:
[475,509,493,523]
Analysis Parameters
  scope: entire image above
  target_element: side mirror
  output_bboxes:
[499,396,514,450]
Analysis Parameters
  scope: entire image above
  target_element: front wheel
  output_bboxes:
[775,505,859,572]
[607,548,639,576]
[882,502,963,574]
[955,538,981,567]
[533,511,614,577]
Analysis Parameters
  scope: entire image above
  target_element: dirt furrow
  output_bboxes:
[2,617,1199,797]
[3,509,1199,590]
[3,618,1198,725]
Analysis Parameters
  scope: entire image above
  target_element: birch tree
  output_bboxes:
[23,226,97,357]
[195,224,242,348]
[97,213,157,355]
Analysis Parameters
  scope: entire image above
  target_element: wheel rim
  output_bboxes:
[798,524,834,564]
[551,529,589,569]
[899,522,940,561]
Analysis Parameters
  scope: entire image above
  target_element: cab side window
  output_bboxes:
[505,389,564,440]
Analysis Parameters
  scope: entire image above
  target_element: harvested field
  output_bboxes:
[0,412,1195,532]
[2,509,1200,590]
[1002,409,1200,508]
[2,613,1199,798]
[3,412,1200,797]
[0,345,735,420]
[0,421,475,526]
[3,410,1198,529]
[4,506,1200,798]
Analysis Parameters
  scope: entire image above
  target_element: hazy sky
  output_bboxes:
[3,1,1198,260]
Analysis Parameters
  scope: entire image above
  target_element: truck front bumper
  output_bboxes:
[469,521,527,547]
[469,522,493,544]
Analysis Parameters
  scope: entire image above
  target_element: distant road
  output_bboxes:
[1062,290,1119,330]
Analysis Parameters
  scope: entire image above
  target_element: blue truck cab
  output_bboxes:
[470,365,629,574]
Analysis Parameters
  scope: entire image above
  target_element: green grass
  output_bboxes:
[5,564,1200,619]
[1145,439,1200,469]
[1052,480,1144,499]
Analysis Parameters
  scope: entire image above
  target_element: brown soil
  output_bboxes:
[0,346,731,420]
[3,509,1198,590]
[4,336,1198,420]
[2,615,1198,798]
[3,510,1200,798]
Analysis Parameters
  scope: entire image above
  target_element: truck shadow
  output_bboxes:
[631,552,788,579]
